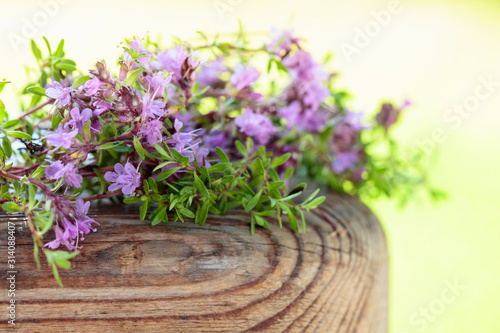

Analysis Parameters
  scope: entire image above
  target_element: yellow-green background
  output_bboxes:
[1,0,499,331]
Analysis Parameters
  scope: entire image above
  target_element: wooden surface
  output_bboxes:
[0,193,388,332]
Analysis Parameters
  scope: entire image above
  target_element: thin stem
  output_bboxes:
[19,100,51,120]
[0,170,54,197]
[82,191,122,202]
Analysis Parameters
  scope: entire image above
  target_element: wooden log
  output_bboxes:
[0,193,387,332]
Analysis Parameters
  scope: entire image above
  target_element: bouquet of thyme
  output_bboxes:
[0,27,441,285]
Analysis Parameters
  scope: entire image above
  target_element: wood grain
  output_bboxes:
[0,193,387,332]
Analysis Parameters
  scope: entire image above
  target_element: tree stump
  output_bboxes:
[0,193,387,332]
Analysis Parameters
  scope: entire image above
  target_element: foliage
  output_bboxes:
[0,28,441,286]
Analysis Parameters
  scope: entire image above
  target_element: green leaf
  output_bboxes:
[30,40,42,61]
[194,174,210,198]
[140,201,148,221]
[244,190,262,212]
[246,137,254,154]
[221,175,235,183]
[279,191,303,202]
[0,80,11,94]
[1,202,21,212]
[56,62,76,72]
[166,104,184,115]
[253,158,265,176]
[94,169,106,193]
[126,68,143,86]
[250,216,255,235]
[30,165,45,179]
[267,181,285,190]
[299,209,306,233]
[53,39,65,58]
[180,207,195,218]
[2,136,12,158]
[52,113,63,128]
[26,86,46,97]
[271,153,291,168]
[199,166,211,184]
[207,162,231,173]
[154,143,170,159]
[42,36,52,54]
[45,249,79,288]
[288,212,299,232]
[277,207,282,228]
[72,75,90,88]
[156,167,180,182]
[215,146,230,163]
[171,148,189,165]
[235,140,246,156]
[82,120,92,141]
[152,206,166,225]
[6,131,31,140]
[133,136,145,160]
[195,201,209,225]
[283,166,294,180]
[96,141,122,150]
[34,244,41,270]
[302,196,326,209]
[153,161,176,172]
[123,196,142,204]
[302,189,320,205]
[2,119,20,129]
[253,214,270,229]
[143,179,150,193]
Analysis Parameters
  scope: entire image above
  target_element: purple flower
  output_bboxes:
[234,108,276,145]
[84,78,102,96]
[45,126,78,150]
[142,92,165,119]
[196,147,211,168]
[279,101,328,132]
[332,151,360,174]
[74,199,98,236]
[174,111,195,131]
[230,63,260,91]
[46,81,72,106]
[45,160,83,188]
[267,28,300,55]
[343,111,365,131]
[278,101,301,130]
[283,50,328,82]
[93,100,112,116]
[153,45,188,75]
[146,72,172,98]
[152,45,202,89]
[45,199,98,250]
[164,119,202,162]
[45,223,73,250]
[104,162,141,195]
[139,119,163,145]
[332,112,365,153]
[65,107,92,134]
[351,166,366,182]
[301,80,330,112]
[203,130,227,149]
[90,119,102,134]
[376,100,411,132]
[197,58,227,87]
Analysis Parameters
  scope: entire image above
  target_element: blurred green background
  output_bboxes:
[1,0,499,331]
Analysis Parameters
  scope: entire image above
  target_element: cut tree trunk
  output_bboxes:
[0,193,388,332]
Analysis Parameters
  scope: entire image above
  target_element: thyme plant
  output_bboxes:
[0,27,441,286]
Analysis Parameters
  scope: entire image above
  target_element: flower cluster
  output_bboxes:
[0,29,441,286]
